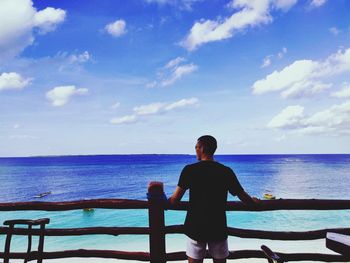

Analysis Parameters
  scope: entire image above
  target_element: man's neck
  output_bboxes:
[200,156,214,161]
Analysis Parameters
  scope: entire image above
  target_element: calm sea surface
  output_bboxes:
[0,154,349,262]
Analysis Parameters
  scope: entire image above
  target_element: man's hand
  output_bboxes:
[252,196,261,204]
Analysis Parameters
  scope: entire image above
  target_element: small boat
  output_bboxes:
[34,191,52,198]
[83,208,95,212]
[263,193,276,200]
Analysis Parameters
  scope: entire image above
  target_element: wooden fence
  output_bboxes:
[0,181,349,262]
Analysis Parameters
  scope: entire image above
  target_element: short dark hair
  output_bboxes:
[197,135,217,156]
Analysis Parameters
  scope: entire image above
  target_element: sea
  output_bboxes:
[0,154,349,263]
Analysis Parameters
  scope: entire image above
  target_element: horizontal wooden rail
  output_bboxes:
[0,250,150,261]
[168,199,350,211]
[0,226,149,236]
[227,227,350,240]
[0,199,350,212]
[1,250,348,262]
[165,225,350,240]
[0,199,148,211]
[1,191,350,262]
[167,250,350,262]
[3,224,350,240]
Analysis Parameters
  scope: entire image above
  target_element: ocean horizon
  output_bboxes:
[0,154,349,262]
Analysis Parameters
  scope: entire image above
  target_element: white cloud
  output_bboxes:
[267,101,350,135]
[146,81,158,88]
[144,0,201,11]
[261,56,272,68]
[0,72,32,91]
[9,134,37,140]
[110,97,199,125]
[105,20,126,37]
[0,0,66,62]
[261,47,287,68]
[267,105,305,129]
[148,57,198,88]
[181,0,297,51]
[280,81,332,99]
[164,57,186,69]
[331,83,350,98]
[309,0,327,8]
[33,7,66,34]
[133,102,166,115]
[161,63,198,87]
[253,47,350,99]
[164,97,199,110]
[329,27,341,36]
[111,102,121,109]
[277,47,288,58]
[46,85,88,107]
[110,115,137,125]
[69,51,91,64]
[273,0,298,11]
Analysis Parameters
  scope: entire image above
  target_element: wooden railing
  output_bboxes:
[0,181,349,262]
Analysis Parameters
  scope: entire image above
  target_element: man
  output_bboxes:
[169,135,259,263]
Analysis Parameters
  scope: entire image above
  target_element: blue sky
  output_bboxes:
[1,0,350,157]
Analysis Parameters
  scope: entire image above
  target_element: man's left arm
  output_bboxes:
[168,186,186,205]
[237,190,260,205]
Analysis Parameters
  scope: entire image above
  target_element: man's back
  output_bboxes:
[178,161,243,242]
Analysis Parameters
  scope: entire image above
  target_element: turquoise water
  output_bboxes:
[0,154,349,262]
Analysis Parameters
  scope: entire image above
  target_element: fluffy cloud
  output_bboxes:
[33,7,66,34]
[110,97,199,124]
[331,83,350,98]
[147,57,198,88]
[267,105,305,129]
[181,0,297,51]
[309,0,327,8]
[0,72,32,91]
[0,0,66,62]
[267,101,350,135]
[253,47,350,99]
[105,20,126,37]
[46,85,88,107]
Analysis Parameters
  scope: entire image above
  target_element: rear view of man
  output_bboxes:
[169,135,259,263]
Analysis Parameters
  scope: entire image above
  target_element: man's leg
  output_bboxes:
[208,238,229,263]
[213,258,226,263]
[186,238,206,263]
[188,256,204,263]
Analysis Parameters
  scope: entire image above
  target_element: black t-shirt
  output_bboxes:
[177,161,244,242]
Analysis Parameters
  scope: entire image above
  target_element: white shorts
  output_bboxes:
[186,237,229,260]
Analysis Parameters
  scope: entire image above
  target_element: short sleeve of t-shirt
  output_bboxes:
[178,165,190,190]
[227,168,244,196]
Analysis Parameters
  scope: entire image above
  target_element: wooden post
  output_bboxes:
[24,224,32,263]
[148,181,166,263]
[37,222,46,263]
[3,223,13,263]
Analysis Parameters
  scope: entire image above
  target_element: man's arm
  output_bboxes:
[168,186,186,205]
[237,190,260,205]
